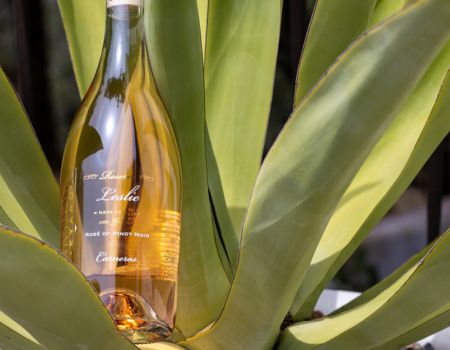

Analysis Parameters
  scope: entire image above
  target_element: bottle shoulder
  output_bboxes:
[62,85,181,177]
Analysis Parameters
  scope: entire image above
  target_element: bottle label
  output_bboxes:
[79,170,181,282]
[107,0,143,8]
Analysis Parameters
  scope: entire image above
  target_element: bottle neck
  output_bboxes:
[101,3,145,85]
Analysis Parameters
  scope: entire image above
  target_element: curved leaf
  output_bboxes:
[206,129,238,275]
[291,44,450,321]
[182,1,450,349]
[331,71,450,349]
[332,246,427,315]
[0,69,59,246]
[378,309,450,349]
[196,0,208,59]
[0,310,40,348]
[204,0,282,232]
[0,226,136,350]
[0,322,41,350]
[295,0,378,104]
[57,0,104,95]
[145,0,230,336]
[295,0,418,106]
[0,207,15,228]
[279,229,450,349]
[369,0,410,26]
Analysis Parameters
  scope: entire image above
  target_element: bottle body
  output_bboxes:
[60,2,181,343]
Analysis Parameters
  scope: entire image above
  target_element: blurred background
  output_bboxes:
[0,0,449,294]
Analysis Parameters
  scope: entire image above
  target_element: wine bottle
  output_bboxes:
[60,0,182,343]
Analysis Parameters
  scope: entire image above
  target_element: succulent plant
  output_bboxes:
[1,0,450,349]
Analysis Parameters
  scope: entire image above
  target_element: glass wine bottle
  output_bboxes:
[60,0,182,343]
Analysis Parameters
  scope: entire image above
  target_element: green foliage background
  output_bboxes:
[0,0,450,349]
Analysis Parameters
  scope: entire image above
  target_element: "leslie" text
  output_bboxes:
[96,185,141,202]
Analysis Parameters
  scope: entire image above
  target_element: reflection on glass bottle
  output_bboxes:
[60,0,182,344]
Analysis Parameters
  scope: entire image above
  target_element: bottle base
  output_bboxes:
[117,318,172,344]
[99,288,172,344]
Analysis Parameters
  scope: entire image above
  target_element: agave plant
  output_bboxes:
[1,0,450,349]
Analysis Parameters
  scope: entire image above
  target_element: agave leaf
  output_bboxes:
[0,226,136,350]
[57,0,104,95]
[291,44,450,321]
[0,323,42,350]
[327,241,448,346]
[278,228,450,349]
[210,218,233,279]
[369,0,411,26]
[295,0,419,106]
[206,129,239,275]
[204,0,282,232]
[378,310,450,349]
[182,1,450,349]
[326,72,450,349]
[196,0,208,58]
[294,0,378,104]
[333,246,427,315]
[0,69,59,246]
[0,202,18,228]
[145,0,230,336]
[0,311,40,347]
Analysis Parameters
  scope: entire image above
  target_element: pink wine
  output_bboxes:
[60,0,182,343]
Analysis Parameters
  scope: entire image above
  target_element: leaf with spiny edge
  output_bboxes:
[279,227,450,349]
[0,68,59,247]
[291,43,450,321]
[204,0,283,233]
[145,0,231,336]
[294,0,378,104]
[182,1,450,349]
[0,226,137,349]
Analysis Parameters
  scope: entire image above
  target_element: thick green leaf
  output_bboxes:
[196,0,208,58]
[295,0,419,106]
[325,242,444,346]
[0,202,17,228]
[333,246,427,315]
[182,1,450,349]
[369,0,410,26]
[295,0,378,104]
[145,0,230,336]
[206,129,239,275]
[279,228,450,349]
[0,226,136,350]
[378,309,450,349]
[0,310,40,347]
[204,0,282,232]
[326,72,450,349]
[291,43,450,321]
[57,0,104,95]
[0,69,59,246]
[0,323,41,350]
